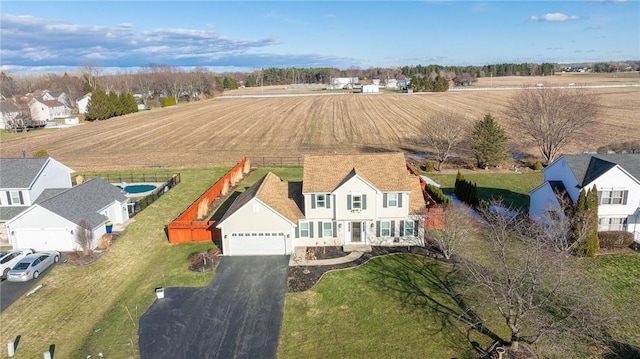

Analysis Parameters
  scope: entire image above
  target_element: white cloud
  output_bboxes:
[530,13,580,22]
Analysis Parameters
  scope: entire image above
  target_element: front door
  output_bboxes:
[351,222,362,242]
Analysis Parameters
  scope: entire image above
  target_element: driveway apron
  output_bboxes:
[138,256,289,359]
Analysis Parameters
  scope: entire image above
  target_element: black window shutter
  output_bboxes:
[295,225,300,238]
[400,221,405,236]
[363,194,367,209]
[376,221,381,236]
[310,223,314,238]
[311,194,316,209]
[623,191,628,205]
[6,192,11,205]
[398,193,403,208]
[347,195,352,210]
[327,195,331,208]
[332,222,337,237]
[414,220,419,236]
[391,220,395,237]
[318,221,323,238]
[383,193,388,208]
[18,192,24,205]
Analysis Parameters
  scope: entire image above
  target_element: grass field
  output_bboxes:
[1,76,637,170]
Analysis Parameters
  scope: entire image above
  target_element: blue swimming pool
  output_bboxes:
[117,184,157,194]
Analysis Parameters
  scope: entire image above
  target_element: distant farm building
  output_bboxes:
[361,84,380,93]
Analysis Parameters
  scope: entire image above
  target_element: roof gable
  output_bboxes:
[218,172,304,225]
[36,178,126,227]
[0,157,49,189]
[563,153,640,187]
[303,153,413,193]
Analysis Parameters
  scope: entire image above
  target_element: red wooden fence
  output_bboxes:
[167,157,249,243]
[406,162,446,230]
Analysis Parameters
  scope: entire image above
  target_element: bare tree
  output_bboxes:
[461,201,611,354]
[426,205,475,260]
[506,87,600,164]
[422,113,467,171]
[81,61,103,91]
[75,219,94,256]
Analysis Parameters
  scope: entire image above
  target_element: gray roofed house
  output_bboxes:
[36,178,127,228]
[0,157,50,189]
[530,153,640,242]
[5,177,130,252]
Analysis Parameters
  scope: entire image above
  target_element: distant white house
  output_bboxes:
[530,153,640,242]
[331,77,359,89]
[77,93,92,114]
[0,97,21,130]
[385,79,398,89]
[361,84,380,93]
[29,96,71,122]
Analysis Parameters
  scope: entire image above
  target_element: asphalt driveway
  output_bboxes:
[138,255,289,359]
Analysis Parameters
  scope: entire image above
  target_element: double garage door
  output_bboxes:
[13,228,69,251]
[228,232,286,256]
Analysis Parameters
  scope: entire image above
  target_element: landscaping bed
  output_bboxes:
[287,246,439,292]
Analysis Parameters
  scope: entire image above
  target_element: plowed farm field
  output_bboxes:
[1,85,638,170]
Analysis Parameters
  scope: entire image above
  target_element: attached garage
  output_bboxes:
[227,232,287,256]
[12,228,70,251]
[216,173,303,256]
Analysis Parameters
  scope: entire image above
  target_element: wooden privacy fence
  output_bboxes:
[406,163,446,231]
[167,157,250,244]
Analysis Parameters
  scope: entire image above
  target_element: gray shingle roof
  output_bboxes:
[36,178,127,228]
[563,153,640,187]
[0,206,29,222]
[0,158,49,189]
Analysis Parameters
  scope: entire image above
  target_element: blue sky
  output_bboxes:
[1,1,638,74]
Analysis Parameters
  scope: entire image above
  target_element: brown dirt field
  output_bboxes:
[1,85,638,170]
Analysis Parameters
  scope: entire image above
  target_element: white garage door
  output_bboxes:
[228,232,286,256]
[13,228,70,252]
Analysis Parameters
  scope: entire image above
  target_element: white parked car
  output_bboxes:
[7,251,60,282]
[0,248,35,279]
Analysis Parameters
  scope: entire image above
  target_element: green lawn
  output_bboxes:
[424,172,543,210]
[278,255,491,359]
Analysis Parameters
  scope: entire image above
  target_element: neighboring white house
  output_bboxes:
[5,178,129,252]
[42,92,71,108]
[385,79,398,89]
[77,93,92,114]
[0,157,74,244]
[29,97,71,122]
[361,84,380,93]
[330,77,359,89]
[530,153,640,241]
[0,97,21,130]
[216,153,426,256]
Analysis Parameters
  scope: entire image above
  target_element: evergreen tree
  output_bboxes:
[574,186,600,257]
[246,74,257,87]
[472,114,510,168]
[108,92,119,117]
[85,89,109,121]
[433,75,449,92]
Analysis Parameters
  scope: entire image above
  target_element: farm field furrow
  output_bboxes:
[1,86,638,170]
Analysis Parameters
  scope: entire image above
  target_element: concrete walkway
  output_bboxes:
[289,247,364,266]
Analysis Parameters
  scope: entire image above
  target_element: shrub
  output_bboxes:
[424,162,435,172]
[533,161,544,170]
[425,184,451,205]
[162,97,177,107]
[32,149,49,157]
[598,231,634,249]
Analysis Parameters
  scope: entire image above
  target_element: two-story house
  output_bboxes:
[529,153,640,241]
[1,157,130,251]
[216,153,426,256]
[0,157,74,243]
[29,95,71,123]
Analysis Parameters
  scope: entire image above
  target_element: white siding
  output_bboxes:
[542,157,581,201]
[586,167,640,219]
[333,176,378,221]
[529,183,562,220]
[28,159,74,205]
[218,198,294,255]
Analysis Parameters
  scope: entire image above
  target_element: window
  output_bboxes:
[323,222,333,237]
[9,191,22,205]
[387,193,398,207]
[352,195,362,209]
[402,220,415,237]
[598,217,627,231]
[598,190,628,205]
[299,222,310,237]
[316,194,325,208]
[380,221,391,236]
